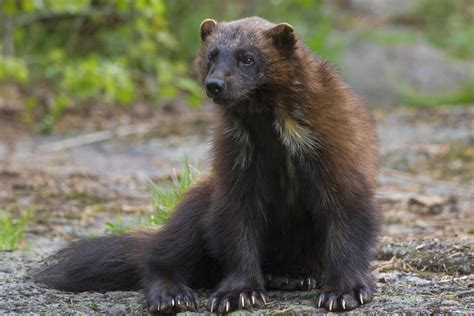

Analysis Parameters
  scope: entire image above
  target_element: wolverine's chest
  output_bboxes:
[226,116,310,210]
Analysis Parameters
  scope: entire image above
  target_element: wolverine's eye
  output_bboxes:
[208,49,219,62]
[240,55,255,66]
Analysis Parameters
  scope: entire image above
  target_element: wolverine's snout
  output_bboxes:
[206,78,225,98]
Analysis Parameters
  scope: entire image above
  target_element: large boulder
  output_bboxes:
[340,40,473,106]
[347,0,419,16]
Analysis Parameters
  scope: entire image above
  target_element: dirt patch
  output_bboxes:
[375,238,472,275]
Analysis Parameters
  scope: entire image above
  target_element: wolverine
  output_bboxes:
[36,17,381,313]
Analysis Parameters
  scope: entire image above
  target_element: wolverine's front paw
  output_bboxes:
[144,279,198,314]
[209,289,267,313]
[315,285,373,312]
[208,278,268,313]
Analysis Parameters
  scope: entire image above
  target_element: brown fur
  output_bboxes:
[36,17,381,313]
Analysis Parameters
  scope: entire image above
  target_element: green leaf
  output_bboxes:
[0,57,29,83]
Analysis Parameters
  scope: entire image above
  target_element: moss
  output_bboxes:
[65,192,107,203]
[414,0,474,60]
[399,79,474,107]
[360,28,419,46]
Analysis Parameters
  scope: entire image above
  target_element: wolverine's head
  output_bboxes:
[196,17,297,112]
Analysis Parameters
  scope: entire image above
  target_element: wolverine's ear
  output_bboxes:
[200,19,217,41]
[265,23,296,53]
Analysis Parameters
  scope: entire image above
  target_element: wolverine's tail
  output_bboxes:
[35,233,150,292]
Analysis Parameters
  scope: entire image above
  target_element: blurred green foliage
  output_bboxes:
[0,0,335,132]
[400,79,474,107]
[166,0,339,63]
[0,0,472,131]
[416,0,474,59]
[359,29,419,46]
[0,0,203,132]
[0,55,28,82]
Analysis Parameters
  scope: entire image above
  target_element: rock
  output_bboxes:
[406,194,458,215]
[341,41,473,106]
[378,191,458,216]
[348,0,419,16]
[107,304,129,315]
[403,275,431,286]
[407,194,444,215]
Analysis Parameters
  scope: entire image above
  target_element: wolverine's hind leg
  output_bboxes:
[263,262,322,291]
[265,274,319,291]
[139,178,214,314]
[262,223,323,292]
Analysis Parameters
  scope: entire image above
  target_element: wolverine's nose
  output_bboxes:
[206,79,225,97]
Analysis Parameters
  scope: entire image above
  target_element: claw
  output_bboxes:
[225,301,230,312]
[177,298,180,305]
[307,277,311,288]
[171,298,175,306]
[241,294,245,307]
[329,300,333,311]
[260,292,267,305]
[359,293,364,305]
[318,296,323,308]
[300,280,304,286]
[251,295,256,305]
[210,298,216,313]
[342,298,346,310]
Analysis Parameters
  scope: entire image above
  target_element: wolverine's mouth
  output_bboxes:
[212,97,235,106]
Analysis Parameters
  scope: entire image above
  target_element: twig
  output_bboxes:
[15,6,119,27]
[37,123,155,153]
[439,275,472,284]
[374,256,414,273]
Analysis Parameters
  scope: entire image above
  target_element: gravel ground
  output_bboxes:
[1,238,472,314]
[0,106,473,314]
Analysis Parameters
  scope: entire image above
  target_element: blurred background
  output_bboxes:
[0,0,472,129]
[0,0,473,313]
